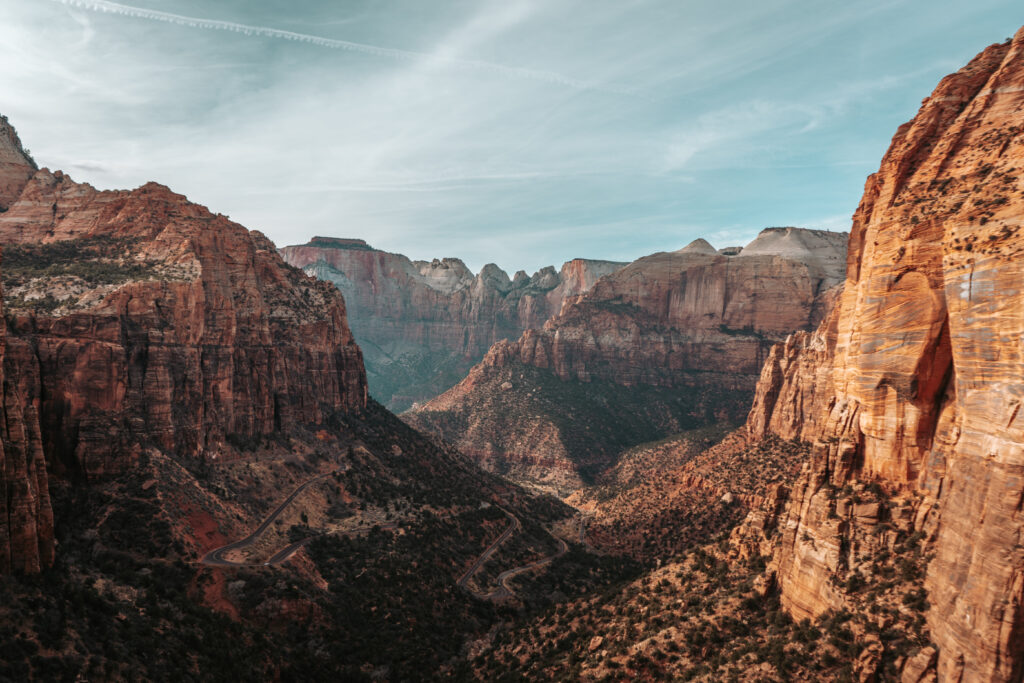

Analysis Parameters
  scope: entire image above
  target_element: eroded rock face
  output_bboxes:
[407,228,846,485]
[0,272,54,574]
[748,29,1024,681]
[280,236,625,410]
[0,119,53,573]
[502,227,847,387]
[0,115,36,211]
[0,136,367,572]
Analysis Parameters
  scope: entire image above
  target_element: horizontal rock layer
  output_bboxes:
[408,228,847,483]
[494,229,847,386]
[281,237,625,411]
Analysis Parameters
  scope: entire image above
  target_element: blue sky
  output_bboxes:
[2,1,1022,273]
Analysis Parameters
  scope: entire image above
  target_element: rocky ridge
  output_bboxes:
[0,124,367,573]
[743,29,1024,681]
[0,115,36,211]
[406,227,847,486]
[0,117,631,681]
[280,236,625,411]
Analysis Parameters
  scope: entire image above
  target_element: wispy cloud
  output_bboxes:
[47,0,633,94]
[5,0,1021,273]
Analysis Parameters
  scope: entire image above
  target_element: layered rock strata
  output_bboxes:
[280,236,625,411]
[407,227,847,484]
[0,120,367,573]
[0,115,36,211]
[746,29,1024,682]
[0,121,53,573]
[489,226,847,386]
[0,264,54,574]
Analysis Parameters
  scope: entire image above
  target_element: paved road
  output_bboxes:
[460,511,589,600]
[456,507,520,590]
[200,469,339,567]
[487,534,569,598]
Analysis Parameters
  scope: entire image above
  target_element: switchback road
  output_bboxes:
[460,511,586,600]
[456,507,520,591]
[200,469,339,567]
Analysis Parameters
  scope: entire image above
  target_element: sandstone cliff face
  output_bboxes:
[0,268,54,574]
[499,227,847,387]
[0,119,53,573]
[0,115,36,211]
[746,30,1024,681]
[0,139,367,572]
[280,236,624,410]
[407,228,846,485]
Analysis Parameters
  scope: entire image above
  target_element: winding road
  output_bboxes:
[458,510,588,600]
[200,465,591,600]
[456,507,520,590]
[200,470,339,567]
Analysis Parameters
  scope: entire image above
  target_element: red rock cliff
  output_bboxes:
[0,115,36,211]
[0,119,54,573]
[280,236,624,410]
[0,258,54,574]
[0,129,367,572]
[405,229,846,487]
[494,227,847,387]
[747,29,1024,682]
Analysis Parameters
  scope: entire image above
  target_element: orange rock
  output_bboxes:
[0,122,367,573]
[747,28,1024,681]
[508,229,846,386]
[0,115,35,211]
[409,228,846,482]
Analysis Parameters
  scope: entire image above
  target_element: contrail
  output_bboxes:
[48,0,634,94]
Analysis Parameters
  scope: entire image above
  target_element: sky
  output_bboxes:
[2,1,1023,273]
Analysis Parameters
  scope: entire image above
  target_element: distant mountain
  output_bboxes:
[280,236,625,411]
[406,227,847,489]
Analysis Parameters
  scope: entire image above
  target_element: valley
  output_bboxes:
[2,13,1024,683]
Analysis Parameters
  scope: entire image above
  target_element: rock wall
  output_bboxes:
[747,29,1024,681]
[407,228,846,485]
[497,227,847,388]
[0,120,53,573]
[0,125,367,572]
[0,266,54,574]
[280,236,625,410]
[0,115,36,211]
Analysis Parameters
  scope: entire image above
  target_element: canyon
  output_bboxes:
[280,236,625,411]
[481,27,1024,682]
[0,114,624,680]
[2,19,1024,683]
[406,226,847,488]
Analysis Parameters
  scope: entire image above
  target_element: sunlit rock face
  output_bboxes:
[0,115,36,211]
[747,29,1024,682]
[0,121,367,573]
[406,227,846,485]
[496,227,847,386]
[281,236,625,411]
